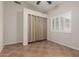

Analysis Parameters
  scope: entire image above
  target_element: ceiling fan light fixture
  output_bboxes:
[47,1,52,4]
[14,1,21,4]
[37,1,41,5]
[36,1,52,5]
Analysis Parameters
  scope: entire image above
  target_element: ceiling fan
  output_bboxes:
[36,1,52,5]
[14,1,21,4]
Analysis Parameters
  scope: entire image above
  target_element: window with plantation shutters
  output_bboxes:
[51,11,71,33]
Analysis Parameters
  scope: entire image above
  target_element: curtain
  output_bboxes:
[28,14,47,42]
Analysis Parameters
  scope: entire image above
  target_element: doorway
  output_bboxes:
[28,14,47,43]
[23,8,47,45]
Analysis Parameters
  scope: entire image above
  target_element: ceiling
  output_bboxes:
[25,1,61,13]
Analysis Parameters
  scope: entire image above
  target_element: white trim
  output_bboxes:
[0,46,3,53]
[23,8,47,45]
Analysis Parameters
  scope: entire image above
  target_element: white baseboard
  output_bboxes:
[48,39,79,51]
[0,46,4,53]
[23,43,28,46]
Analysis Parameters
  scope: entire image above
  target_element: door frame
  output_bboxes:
[23,8,47,45]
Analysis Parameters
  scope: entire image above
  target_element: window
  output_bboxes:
[51,11,71,33]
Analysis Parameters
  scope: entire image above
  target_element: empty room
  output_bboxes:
[0,1,79,57]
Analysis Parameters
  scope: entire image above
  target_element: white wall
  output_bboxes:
[0,2,3,52]
[47,2,79,50]
[4,1,37,45]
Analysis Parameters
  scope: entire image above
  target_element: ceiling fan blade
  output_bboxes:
[47,1,52,4]
[37,1,41,5]
[14,1,21,4]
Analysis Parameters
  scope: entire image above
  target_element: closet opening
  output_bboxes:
[28,14,47,43]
